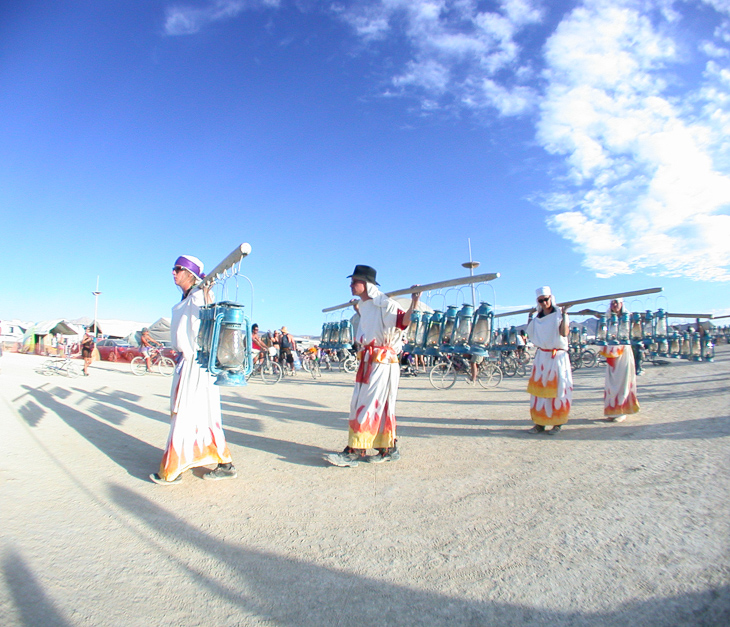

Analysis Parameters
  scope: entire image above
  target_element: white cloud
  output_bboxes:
[164,0,280,36]
[536,0,730,281]
[338,0,544,115]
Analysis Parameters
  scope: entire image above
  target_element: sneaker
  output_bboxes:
[612,415,627,423]
[527,425,545,434]
[203,464,237,481]
[325,450,362,467]
[150,472,182,485]
[365,447,401,464]
[547,425,562,435]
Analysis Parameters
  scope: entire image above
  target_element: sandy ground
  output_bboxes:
[1,347,729,627]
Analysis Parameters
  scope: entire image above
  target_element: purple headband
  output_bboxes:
[174,256,205,280]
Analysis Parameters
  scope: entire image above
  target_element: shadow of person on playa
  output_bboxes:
[222,429,335,468]
[70,385,171,424]
[16,384,161,481]
[2,546,74,627]
[108,485,730,627]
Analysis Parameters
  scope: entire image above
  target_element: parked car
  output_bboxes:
[97,338,178,363]
[96,339,136,362]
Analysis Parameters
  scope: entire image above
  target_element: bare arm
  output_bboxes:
[400,286,422,327]
[560,306,569,337]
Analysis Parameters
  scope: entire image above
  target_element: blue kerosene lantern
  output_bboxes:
[414,312,432,356]
[468,302,493,357]
[440,306,459,353]
[596,315,608,345]
[425,310,444,356]
[452,304,474,354]
[198,301,252,386]
[403,310,421,353]
[339,319,353,350]
[618,312,630,344]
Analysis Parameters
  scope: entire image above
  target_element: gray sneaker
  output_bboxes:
[203,464,237,480]
[325,451,361,467]
[365,447,401,464]
[546,425,562,435]
[527,425,545,434]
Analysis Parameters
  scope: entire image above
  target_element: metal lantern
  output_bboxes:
[680,332,691,359]
[469,303,493,348]
[425,310,444,356]
[630,312,643,342]
[440,305,458,348]
[691,331,702,361]
[507,326,518,346]
[452,304,474,353]
[581,326,588,345]
[404,310,421,353]
[414,311,429,355]
[569,325,581,347]
[618,312,630,344]
[607,313,619,344]
[198,301,252,386]
[642,310,654,339]
[339,319,353,349]
[655,309,667,337]
[669,331,681,357]
[596,315,607,344]
[703,334,715,362]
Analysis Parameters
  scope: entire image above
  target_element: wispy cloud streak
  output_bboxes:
[165,0,280,36]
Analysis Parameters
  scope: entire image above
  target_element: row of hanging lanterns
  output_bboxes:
[558,308,715,362]
[403,302,494,357]
[320,320,354,350]
[197,301,253,386]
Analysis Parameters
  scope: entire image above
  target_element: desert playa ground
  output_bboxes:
[1,347,729,626]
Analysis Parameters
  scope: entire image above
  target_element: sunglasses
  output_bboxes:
[172,266,187,273]
[537,297,550,304]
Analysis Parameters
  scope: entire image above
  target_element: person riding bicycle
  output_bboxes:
[140,328,162,372]
[251,323,266,365]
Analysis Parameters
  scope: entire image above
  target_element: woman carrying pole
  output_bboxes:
[526,286,572,435]
[150,254,237,485]
[600,299,640,423]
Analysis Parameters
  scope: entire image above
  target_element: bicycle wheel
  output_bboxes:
[261,361,282,384]
[515,362,528,377]
[66,362,82,378]
[130,357,148,376]
[429,362,456,389]
[581,349,597,368]
[301,357,312,372]
[40,359,57,376]
[569,351,581,371]
[342,356,357,374]
[157,357,175,376]
[477,362,503,388]
[501,357,518,377]
[310,361,321,379]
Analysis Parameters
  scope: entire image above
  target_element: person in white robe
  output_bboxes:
[600,298,640,422]
[326,265,420,467]
[526,286,572,435]
[150,255,236,485]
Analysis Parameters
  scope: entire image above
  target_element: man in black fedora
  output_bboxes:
[325,265,421,467]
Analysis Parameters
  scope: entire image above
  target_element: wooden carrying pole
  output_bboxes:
[494,287,663,318]
[322,272,500,313]
[666,313,714,319]
[196,243,252,291]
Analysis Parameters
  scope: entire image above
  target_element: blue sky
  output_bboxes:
[1,0,729,335]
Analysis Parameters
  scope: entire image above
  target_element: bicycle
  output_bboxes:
[339,349,358,374]
[429,354,502,389]
[131,348,175,376]
[499,350,528,378]
[247,352,283,384]
[39,357,82,378]
[568,346,597,371]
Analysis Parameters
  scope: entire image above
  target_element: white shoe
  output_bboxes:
[610,415,627,423]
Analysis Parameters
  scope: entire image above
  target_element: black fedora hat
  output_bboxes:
[347,264,379,285]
